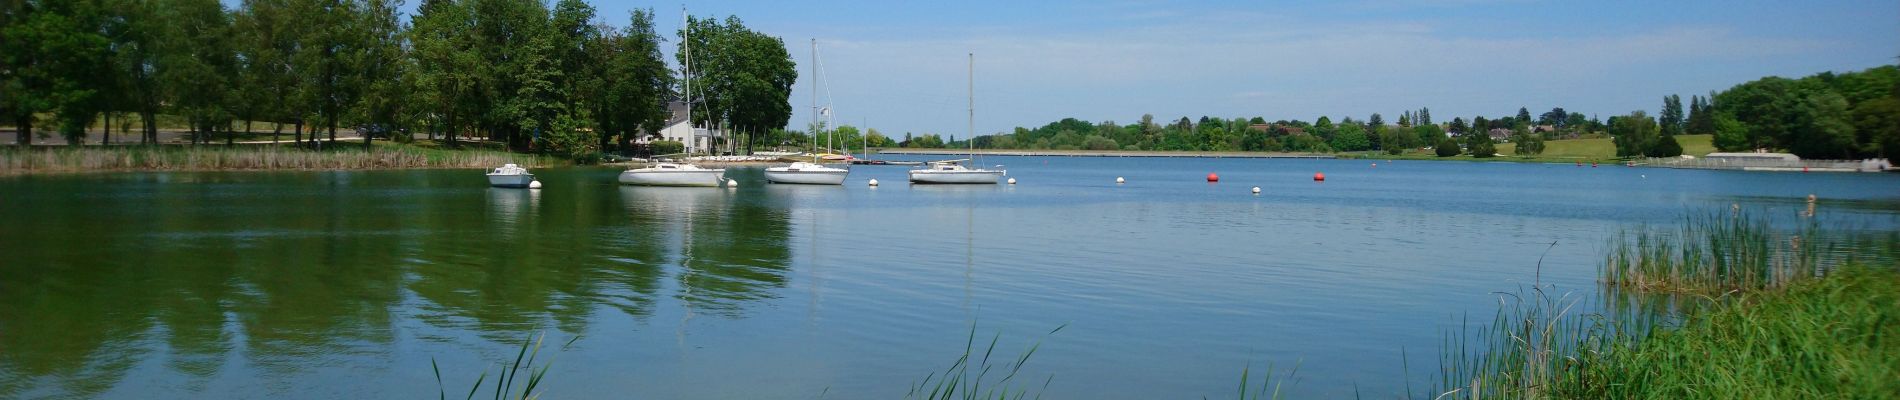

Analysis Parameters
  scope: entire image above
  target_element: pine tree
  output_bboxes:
[1660,94,1684,137]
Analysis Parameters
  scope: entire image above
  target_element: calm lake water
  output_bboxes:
[3,156,1898,399]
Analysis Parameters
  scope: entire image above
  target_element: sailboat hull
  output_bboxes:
[764,169,849,185]
[908,170,1003,184]
[486,173,535,188]
[618,170,726,187]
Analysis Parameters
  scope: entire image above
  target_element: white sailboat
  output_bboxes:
[621,7,728,188]
[765,39,849,185]
[764,161,849,185]
[911,53,1004,184]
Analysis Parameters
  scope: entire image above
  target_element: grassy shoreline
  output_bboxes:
[1435,211,1898,399]
[0,143,551,176]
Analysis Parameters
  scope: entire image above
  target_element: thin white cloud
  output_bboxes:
[801,15,1842,135]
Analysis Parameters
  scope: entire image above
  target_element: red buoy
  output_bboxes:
[1314,172,1326,182]
[1206,173,1220,182]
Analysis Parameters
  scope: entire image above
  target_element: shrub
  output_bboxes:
[650,140,685,156]
[1646,134,1683,157]
[1512,134,1546,155]
[1435,137,1462,157]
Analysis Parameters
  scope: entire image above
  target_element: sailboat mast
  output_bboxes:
[810,38,817,156]
[682,6,693,156]
[968,52,974,159]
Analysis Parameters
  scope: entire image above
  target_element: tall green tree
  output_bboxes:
[234,0,295,142]
[1611,110,1659,158]
[1785,91,1857,159]
[408,0,480,147]
[595,8,674,153]
[1659,94,1684,137]
[1538,107,1567,128]
[347,0,406,149]
[158,0,237,145]
[6,0,116,146]
[1852,95,1900,158]
[1685,95,1715,135]
[1328,123,1369,151]
[679,14,794,154]
[1515,107,1532,125]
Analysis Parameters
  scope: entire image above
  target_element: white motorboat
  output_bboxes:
[765,161,849,185]
[910,53,1005,184]
[618,162,728,187]
[486,164,536,188]
[908,160,1004,184]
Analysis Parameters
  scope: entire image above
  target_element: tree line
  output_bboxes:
[963,64,1898,160]
[960,107,1587,158]
[0,0,796,159]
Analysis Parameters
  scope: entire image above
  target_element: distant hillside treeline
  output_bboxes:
[959,65,1900,159]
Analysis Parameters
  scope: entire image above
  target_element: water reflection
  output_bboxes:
[0,169,805,397]
[485,187,541,227]
[619,187,794,317]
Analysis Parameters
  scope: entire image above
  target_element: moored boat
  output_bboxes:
[618,163,728,187]
[908,161,1004,184]
[764,161,849,185]
[909,53,1005,184]
[486,164,536,188]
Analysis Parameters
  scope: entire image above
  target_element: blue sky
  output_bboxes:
[406,0,1899,136]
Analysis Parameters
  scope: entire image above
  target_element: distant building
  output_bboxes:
[1533,125,1557,133]
[642,101,721,153]
[1487,128,1513,141]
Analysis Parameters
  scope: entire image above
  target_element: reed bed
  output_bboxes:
[1600,210,1894,294]
[0,146,548,175]
[1557,267,1900,399]
[1435,267,1900,399]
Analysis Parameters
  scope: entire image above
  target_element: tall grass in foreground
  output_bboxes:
[433,333,578,400]
[1561,267,1900,399]
[0,145,549,175]
[1601,210,1896,294]
[1435,267,1900,399]
[905,323,1066,400]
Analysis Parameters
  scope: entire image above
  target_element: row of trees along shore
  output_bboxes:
[0,0,796,159]
[945,65,1897,160]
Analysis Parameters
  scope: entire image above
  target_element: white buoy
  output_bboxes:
[1116,176,1125,184]
[1007,178,1017,185]
[528,180,542,189]
[1251,186,1261,194]
[727,179,740,188]
[868,178,880,187]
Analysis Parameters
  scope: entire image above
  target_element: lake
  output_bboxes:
[3,156,1897,399]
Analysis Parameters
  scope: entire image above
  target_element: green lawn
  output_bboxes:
[1495,134,1714,159]
[1366,134,1716,163]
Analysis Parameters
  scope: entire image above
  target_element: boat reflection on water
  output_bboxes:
[485,186,541,227]
[618,186,794,317]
